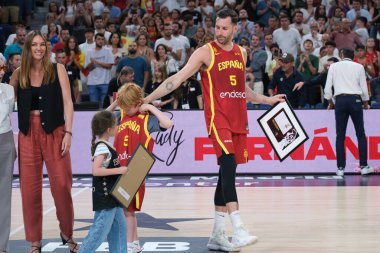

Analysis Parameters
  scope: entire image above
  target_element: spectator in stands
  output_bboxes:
[41,13,63,36]
[265,15,279,34]
[290,10,310,36]
[65,36,85,102]
[160,6,172,24]
[300,0,316,25]
[73,1,93,28]
[119,8,143,41]
[94,16,111,42]
[198,0,214,21]
[116,41,150,91]
[3,26,26,61]
[318,40,340,72]
[214,0,237,12]
[269,52,306,108]
[0,1,19,30]
[273,15,302,58]
[354,45,376,79]
[48,1,65,25]
[235,9,255,44]
[296,39,320,106]
[256,0,280,27]
[84,0,95,25]
[301,21,323,52]
[148,66,174,109]
[172,22,191,67]
[346,0,372,26]
[254,22,266,48]
[122,0,146,18]
[59,0,77,28]
[170,8,182,24]
[331,18,363,50]
[103,66,134,108]
[267,43,282,81]
[0,58,16,253]
[107,32,126,78]
[327,0,350,20]
[135,32,155,63]
[369,0,380,38]
[355,16,369,46]
[181,0,203,26]
[317,16,328,34]
[182,13,198,38]
[2,52,20,84]
[47,22,60,47]
[56,49,80,103]
[191,27,207,50]
[172,74,204,109]
[79,27,95,54]
[365,38,380,76]
[314,4,327,21]
[85,33,114,104]
[203,15,215,37]
[52,27,71,53]
[151,44,178,77]
[278,0,294,18]
[248,34,268,100]
[293,56,340,108]
[154,23,182,68]
[92,0,104,16]
[104,0,121,23]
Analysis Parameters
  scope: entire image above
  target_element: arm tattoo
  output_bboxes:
[166,82,173,91]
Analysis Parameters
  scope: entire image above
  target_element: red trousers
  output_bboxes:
[19,115,74,242]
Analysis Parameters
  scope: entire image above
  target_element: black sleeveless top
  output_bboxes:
[92,141,122,211]
[17,63,65,135]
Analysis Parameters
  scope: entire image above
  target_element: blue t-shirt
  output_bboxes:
[116,56,149,88]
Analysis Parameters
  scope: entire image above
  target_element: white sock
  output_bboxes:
[133,240,140,248]
[212,211,226,233]
[229,210,243,229]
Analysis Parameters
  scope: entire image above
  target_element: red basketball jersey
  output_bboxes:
[113,113,153,211]
[200,41,248,135]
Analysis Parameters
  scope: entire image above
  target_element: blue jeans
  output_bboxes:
[78,207,127,253]
[335,95,368,168]
[88,84,108,103]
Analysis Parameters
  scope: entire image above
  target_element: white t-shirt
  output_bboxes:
[273,28,302,58]
[93,141,113,168]
[85,47,114,85]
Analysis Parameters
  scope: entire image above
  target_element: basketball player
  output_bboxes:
[144,9,285,252]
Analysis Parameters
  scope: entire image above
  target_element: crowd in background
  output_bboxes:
[2,0,380,109]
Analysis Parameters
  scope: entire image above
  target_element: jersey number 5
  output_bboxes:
[123,135,129,147]
[230,75,237,86]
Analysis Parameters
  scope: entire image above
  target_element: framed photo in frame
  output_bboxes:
[257,98,309,162]
[111,143,155,209]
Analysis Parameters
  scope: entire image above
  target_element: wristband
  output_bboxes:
[64,130,73,137]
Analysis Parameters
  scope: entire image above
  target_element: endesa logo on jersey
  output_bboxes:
[219,90,246,99]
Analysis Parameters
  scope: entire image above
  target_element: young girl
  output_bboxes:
[111,83,173,253]
[78,110,128,253]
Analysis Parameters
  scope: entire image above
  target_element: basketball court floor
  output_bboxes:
[9,174,380,253]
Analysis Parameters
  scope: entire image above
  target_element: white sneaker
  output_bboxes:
[361,166,374,175]
[336,167,344,177]
[207,230,241,252]
[231,225,258,248]
[128,245,143,253]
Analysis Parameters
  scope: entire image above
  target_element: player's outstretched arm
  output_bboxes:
[144,45,210,104]
[245,84,285,105]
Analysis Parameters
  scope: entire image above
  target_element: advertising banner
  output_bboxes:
[11,110,380,174]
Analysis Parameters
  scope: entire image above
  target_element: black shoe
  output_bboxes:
[60,233,79,253]
[30,245,41,253]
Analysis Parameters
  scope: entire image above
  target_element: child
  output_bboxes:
[112,83,173,253]
[78,111,128,253]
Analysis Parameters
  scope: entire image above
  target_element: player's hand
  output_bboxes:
[293,82,304,91]
[266,94,286,105]
[327,103,334,110]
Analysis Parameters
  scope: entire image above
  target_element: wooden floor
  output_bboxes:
[10,182,380,253]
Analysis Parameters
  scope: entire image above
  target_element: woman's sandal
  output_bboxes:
[30,245,41,253]
[60,233,79,253]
